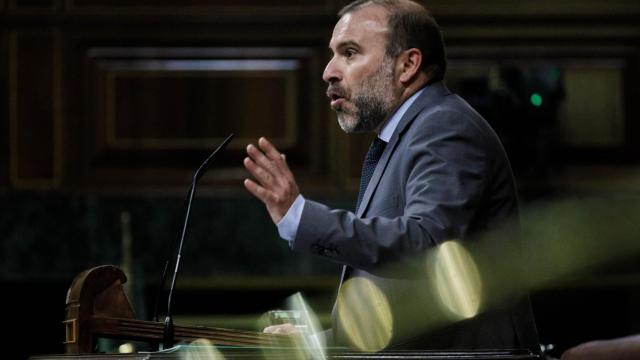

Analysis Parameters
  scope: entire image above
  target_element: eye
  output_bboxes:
[345,48,357,59]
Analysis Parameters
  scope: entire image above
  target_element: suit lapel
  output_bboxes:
[355,82,451,218]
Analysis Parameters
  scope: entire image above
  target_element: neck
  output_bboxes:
[373,72,431,135]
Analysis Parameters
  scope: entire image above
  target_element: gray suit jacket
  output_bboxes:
[292,82,539,352]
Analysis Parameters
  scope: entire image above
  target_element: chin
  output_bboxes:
[337,114,360,134]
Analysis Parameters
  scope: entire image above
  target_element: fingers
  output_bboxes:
[263,324,279,334]
[243,137,300,224]
[244,155,276,189]
[245,138,291,185]
[258,137,282,161]
[246,144,282,181]
[262,139,294,179]
[243,177,281,206]
[243,178,267,203]
[263,323,300,335]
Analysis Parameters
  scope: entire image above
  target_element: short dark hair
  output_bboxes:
[338,0,446,82]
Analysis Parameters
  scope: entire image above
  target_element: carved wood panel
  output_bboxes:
[8,30,61,189]
[77,46,325,189]
[0,31,7,187]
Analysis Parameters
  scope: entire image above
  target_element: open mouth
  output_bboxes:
[327,90,346,109]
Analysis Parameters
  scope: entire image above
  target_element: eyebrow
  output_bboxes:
[330,40,361,52]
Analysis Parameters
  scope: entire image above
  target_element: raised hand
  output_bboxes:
[243,137,300,224]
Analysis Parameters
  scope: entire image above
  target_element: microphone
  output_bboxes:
[161,133,235,350]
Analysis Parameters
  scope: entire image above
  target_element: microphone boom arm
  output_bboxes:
[162,133,235,350]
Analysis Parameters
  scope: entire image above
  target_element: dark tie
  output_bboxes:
[355,137,387,212]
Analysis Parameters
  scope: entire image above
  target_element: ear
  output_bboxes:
[396,48,422,84]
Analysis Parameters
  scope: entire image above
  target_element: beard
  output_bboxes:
[332,57,400,134]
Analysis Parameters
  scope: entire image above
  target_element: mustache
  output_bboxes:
[326,84,348,99]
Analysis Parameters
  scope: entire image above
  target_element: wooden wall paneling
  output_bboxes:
[334,0,640,19]
[105,64,298,150]
[58,28,82,191]
[300,45,337,192]
[79,46,326,191]
[0,30,8,187]
[8,29,61,189]
[9,0,58,10]
[7,0,634,193]
[429,0,640,18]
[63,0,336,19]
[69,0,323,6]
[560,60,626,147]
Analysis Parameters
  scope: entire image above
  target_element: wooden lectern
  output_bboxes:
[38,265,541,360]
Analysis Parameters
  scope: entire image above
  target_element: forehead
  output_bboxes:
[329,5,389,49]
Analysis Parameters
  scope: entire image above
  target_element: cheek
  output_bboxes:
[344,62,371,84]
[348,60,383,87]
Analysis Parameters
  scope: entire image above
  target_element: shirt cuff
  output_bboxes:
[276,194,305,242]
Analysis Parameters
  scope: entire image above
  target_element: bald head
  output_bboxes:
[339,0,422,15]
[338,0,447,83]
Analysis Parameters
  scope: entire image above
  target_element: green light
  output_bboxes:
[530,93,543,107]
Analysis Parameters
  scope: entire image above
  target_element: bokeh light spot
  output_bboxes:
[180,338,224,360]
[428,241,483,320]
[336,277,392,352]
[118,343,134,354]
[530,93,543,107]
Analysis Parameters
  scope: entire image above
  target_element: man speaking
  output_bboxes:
[243,0,539,352]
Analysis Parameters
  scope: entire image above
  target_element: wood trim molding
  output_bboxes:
[8,30,62,189]
[101,60,300,151]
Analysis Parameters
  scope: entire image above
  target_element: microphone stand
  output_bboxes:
[161,133,235,350]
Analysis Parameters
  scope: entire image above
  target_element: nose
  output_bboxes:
[322,56,341,84]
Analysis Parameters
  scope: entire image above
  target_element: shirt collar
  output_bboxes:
[378,86,426,142]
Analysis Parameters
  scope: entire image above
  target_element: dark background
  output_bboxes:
[2,0,640,359]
